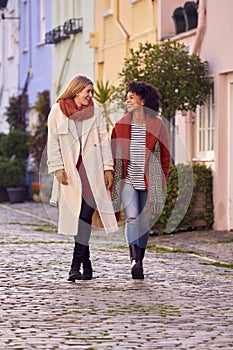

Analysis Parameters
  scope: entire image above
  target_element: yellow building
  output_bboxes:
[91,0,159,85]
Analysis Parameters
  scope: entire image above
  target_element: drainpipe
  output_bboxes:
[186,0,207,160]
[113,0,130,56]
[55,36,76,98]
[192,0,207,55]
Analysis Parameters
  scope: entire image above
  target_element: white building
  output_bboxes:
[0,0,20,133]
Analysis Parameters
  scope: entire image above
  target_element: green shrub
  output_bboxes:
[28,90,50,172]
[0,159,26,188]
[152,163,214,233]
[1,130,29,160]
[0,130,29,188]
[0,133,6,156]
[4,93,28,131]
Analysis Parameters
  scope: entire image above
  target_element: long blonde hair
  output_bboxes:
[57,75,93,101]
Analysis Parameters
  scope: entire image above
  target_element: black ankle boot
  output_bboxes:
[68,242,86,282]
[82,246,93,280]
[129,244,144,280]
[138,247,146,278]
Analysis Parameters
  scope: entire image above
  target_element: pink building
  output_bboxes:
[159,0,233,231]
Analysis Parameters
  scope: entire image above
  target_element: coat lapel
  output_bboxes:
[68,119,79,140]
[57,115,79,141]
[81,116,96,150]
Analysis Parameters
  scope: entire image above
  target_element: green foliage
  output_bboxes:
[112,39,212,117]
[94,80,114,130]
[29,91,50,172]
[0,133,6,157]
[4,93,28,131]
[152,163,214,233]
[0,130,29,160]
[0,158,26,188]
[94,80,111,104]
[0,130,29,189]
[1,93,30,189]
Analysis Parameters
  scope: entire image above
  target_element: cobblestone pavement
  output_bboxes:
[0,202,233,350]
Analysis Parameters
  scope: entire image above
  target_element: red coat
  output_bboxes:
[111,113,170,187]
[111,112,170,220]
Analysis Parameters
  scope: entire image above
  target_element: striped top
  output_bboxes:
[125,124,146,190]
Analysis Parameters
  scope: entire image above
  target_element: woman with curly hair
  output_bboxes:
[111,81,170,279]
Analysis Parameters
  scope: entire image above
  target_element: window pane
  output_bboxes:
[197,81,214,155]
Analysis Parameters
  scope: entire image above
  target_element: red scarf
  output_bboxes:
[58,98,94,120]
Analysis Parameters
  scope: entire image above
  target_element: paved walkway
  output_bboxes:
[0,201,233,350]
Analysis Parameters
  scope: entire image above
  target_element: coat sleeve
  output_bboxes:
[110,125,122,222]
[110,126,117,166]
[159,123,170,179]
[96,105,114,171]
[47,104,65,174]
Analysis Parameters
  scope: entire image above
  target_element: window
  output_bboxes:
[22,0,29,51]
[102,0,113,17]
[38,0,45,43]
[7,10,17,58]
[196,83,214,160]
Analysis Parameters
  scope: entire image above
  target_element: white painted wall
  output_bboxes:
[227,75,233,230]
[51,0,94,103]
[160,0,233,230]
[0,0,20,133]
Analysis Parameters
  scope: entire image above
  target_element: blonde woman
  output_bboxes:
[47,75,118,281]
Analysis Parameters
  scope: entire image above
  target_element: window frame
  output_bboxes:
[38,0,46,45]
[196,82,214,161]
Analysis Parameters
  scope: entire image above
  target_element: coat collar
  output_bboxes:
[115,112,162,152]
[67,114,96,151]
[81,115,96,149]
[56,108,96,150]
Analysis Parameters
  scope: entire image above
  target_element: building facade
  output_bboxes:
[19,0,52,132]
[91,0,159,84]
[0,0,20,133]
[1,0,232,231]
[92,0,233,231]
[19,0,52,105]
[48,0,94,103]
[159,0,233,230]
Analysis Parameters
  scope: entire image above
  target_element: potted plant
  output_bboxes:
[0,159,26,203]
[28,91,50,201]
[0,158,9,202]
[0,129,29,203]
[31,181,42,202]
[0,133,9,202]
[29,91,49,172]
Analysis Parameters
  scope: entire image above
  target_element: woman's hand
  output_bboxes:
[104,170,113,189]
[56,169,68,185]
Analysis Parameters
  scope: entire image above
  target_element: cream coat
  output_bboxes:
[47,102,118,235]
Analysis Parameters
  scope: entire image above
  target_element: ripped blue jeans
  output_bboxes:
[121,182,150,248]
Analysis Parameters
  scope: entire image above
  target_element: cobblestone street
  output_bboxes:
[0,202,233,349]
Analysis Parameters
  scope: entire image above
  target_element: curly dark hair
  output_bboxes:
[127,81,161,115]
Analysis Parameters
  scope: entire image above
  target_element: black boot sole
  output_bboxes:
[82,260,93,280]
[68,271,82,282]
[131,262,144,280]
[82,274,92,280]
